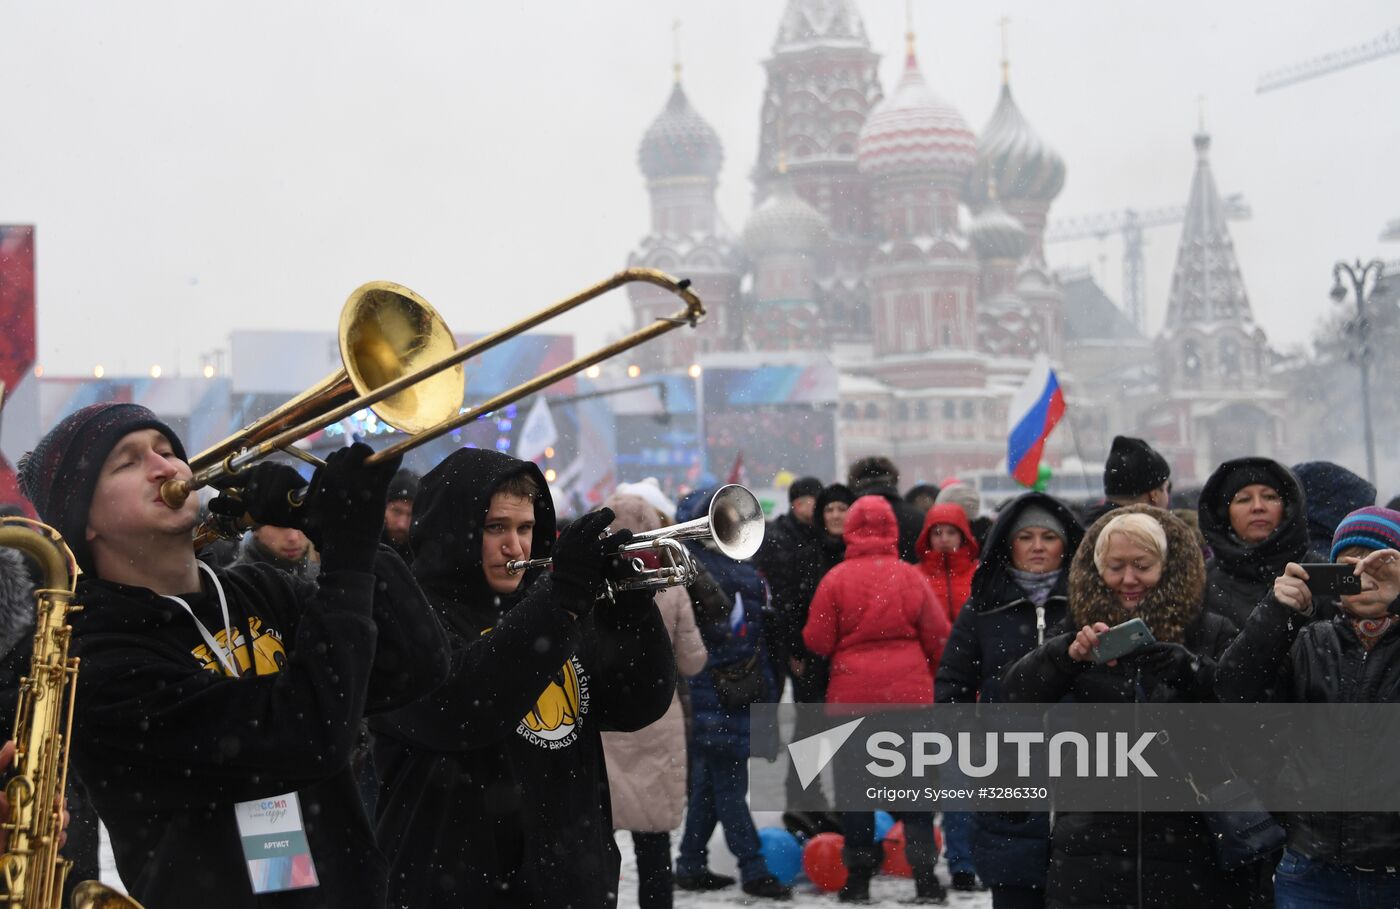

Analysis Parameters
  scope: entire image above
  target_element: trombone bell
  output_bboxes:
[340,283,465,435]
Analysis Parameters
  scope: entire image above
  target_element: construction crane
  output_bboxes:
[1044,194,1252,332]
[1257,26,1400,94]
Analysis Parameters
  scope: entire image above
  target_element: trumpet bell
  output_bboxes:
[340,282,465,434]
[708,484,766,562]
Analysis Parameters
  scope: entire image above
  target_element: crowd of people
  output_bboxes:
[1,403,1399,908]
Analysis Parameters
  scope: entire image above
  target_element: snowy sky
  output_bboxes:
[2,1,1397,377]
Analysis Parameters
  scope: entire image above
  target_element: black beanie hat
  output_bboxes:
[387,469,420,503]
[788,476,823,503]
[1103,436,1171,497]
[17,403,186,572]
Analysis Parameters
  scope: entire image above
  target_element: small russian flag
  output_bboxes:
[1006,355,1067,488]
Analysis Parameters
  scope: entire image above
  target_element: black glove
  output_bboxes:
[208,463,309,529]
[550,508,616,614]
[602,529,637,583]
[304,443,402,559]
[1127,642,1201,689]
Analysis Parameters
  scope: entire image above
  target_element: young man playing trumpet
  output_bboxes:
[16,402,450,909]
[370,448,676,908]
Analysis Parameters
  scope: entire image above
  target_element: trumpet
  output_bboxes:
[161,268,705,509]
[507,485,766,592]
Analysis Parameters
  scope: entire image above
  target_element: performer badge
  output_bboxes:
[233,791,319,893]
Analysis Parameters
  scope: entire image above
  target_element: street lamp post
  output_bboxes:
[1330,258,1385,484]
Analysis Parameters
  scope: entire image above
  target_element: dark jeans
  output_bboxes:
[992,885,1046,908]
[1274,848,1400,909]
[677,748,765,883]
[783,660,830,807]
[942,810,976,875]
[631,831,672,909]
[839,811,938,873]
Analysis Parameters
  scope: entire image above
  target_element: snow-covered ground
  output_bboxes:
[615,811,994,908]
[100,814,996,907]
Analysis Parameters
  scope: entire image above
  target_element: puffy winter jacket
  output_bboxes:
[803,496,949,706]
[1001,505,1246,909]
[915,502,980,624]
[933,492,1083,890]
[1216,593,1400,867]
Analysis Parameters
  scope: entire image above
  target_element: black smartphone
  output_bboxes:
[1093,617,1156,663]
[1299,563,1363,596]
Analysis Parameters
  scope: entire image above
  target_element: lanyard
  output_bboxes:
[165,562,242,677]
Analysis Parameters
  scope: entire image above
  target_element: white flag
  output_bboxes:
[516,396,558,462]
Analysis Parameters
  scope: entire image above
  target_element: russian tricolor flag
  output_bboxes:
[1006,355,1066,488]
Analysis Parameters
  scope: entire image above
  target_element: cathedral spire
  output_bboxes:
[1163,125,1255,330]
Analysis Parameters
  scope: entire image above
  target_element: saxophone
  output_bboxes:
[0,517,142,908]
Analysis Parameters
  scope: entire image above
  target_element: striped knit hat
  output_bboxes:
[1330,506,1400,561]
[16,403,185,572]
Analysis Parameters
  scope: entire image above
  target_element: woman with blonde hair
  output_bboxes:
[1002,505,1248,908]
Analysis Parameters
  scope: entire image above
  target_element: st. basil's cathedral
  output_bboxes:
[625,0,1283,491]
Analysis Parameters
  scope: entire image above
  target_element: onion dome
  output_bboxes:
[968,188,1029,260]
[742,176,829,256]
[964,81,1065,208]
[856,46,977,181]
[638,81,723,181]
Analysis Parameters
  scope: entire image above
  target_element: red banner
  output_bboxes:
[0,226,36,511]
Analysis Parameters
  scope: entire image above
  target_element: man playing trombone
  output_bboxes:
[369,448,676,908]
[15,402,451,909]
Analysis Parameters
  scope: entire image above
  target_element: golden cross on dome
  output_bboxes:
[1000,15,1011,84]
[672,19,682,82]
[906,0,916,60]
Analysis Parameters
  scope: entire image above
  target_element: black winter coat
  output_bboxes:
[1216,595,1400,867]
[933,493,1084,890]
[68,546,449,909]
[1001,504,1247,909]
[371,450,675,909]
[1199,458,1321,630]
[755,511,825,669]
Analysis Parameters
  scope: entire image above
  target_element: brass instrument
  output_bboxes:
[160,269,704,510]
[0,518,143,908]
[507,484,766,592]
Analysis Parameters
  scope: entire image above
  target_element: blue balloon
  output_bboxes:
[758,826,803,886]
[874,810,895,842]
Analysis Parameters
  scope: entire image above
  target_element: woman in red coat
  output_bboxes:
[916,502,981,625]
[803,495,952,903]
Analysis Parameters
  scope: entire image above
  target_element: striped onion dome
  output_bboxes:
[964,81,1065,208]
[856,47,977,182]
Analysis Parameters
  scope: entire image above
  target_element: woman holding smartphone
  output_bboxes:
[1001,506,1248,908]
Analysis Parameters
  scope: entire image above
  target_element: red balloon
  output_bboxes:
[881,822,913,877]
[802,832,848,892]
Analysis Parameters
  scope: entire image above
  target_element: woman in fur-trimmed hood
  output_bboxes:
[1001,505,1250,908]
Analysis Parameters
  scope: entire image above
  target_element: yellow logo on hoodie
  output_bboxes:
[517,656,588,748]
[191,616,287,677]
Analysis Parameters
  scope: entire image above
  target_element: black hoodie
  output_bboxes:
[1198,457,1320,630]
[66,543,449,909]
[370,449,675,909]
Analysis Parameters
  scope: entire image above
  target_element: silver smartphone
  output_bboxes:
[1092,617,1156,663]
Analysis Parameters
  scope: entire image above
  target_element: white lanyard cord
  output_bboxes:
[165,562,242,677]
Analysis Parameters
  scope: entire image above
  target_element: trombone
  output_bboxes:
[506,484,766,592]
[161,268,704,508]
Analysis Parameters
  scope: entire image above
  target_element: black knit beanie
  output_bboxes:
[788,476,823,504]
[387,469,421,503]
[1103,435,1171,497]
[16,403,185,572]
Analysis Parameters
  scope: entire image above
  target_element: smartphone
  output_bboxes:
[1093,617,1156,664]
[1299,563,1363,596]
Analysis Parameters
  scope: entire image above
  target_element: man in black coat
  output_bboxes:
[371,449,676,908]
[17,402,450,909]
[847,456,923,563]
